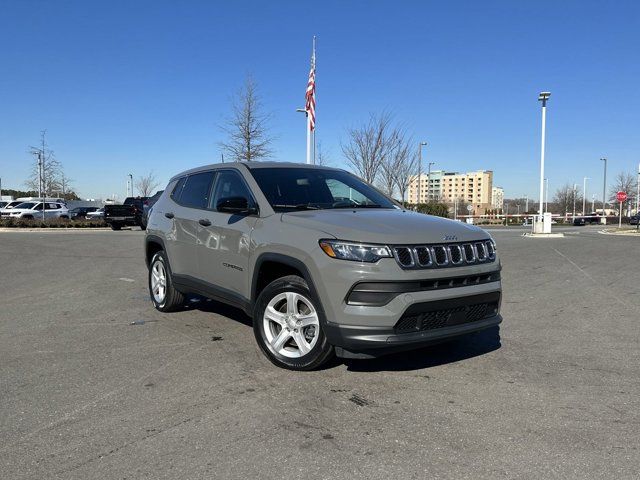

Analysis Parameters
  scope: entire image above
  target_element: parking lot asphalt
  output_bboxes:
[1,226,639,479]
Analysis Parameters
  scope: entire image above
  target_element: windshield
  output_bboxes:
[15,202,36,209]
[249,167,396,212]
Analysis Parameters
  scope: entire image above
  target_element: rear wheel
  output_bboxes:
[110,223,122,231]
[149,251,184,312]
[254,275,334,370]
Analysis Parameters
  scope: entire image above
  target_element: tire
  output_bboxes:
[148,250,184,312]
[110,223,122,231]
[253,275,334,370]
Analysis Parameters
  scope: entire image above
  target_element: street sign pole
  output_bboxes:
[616,191,628,228]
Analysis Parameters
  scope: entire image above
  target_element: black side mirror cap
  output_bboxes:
[216,196,258,215]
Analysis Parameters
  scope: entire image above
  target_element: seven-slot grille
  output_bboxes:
[392,240,496,269]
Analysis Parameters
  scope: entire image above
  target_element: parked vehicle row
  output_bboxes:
[0,201,69,219]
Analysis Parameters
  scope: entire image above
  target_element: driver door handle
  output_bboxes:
[198,218,212,227]
[164,212,174,219]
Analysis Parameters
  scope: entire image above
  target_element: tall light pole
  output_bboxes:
[525,195,529,213]
[427,161,435,202]
[128,173,133,197]
[417,142,427,204]
[582,177,589,215]
[538,92,551,222]
[636,163,640,215]
[600,158,607,216]
[572,183,577,221]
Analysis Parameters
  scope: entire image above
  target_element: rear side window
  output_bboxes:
[179,171,215,209]
[171,177,187,202]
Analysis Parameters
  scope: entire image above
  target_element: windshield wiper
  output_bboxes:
[272,203,322,210]
[332,203,383,209]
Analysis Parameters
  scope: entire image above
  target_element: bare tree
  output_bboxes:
[341,112,396,184]
[553,184,582,215]
[387,135,417,206]
[136,172,160,197]
[316,140,329,166]
[26,131,62,196]
[219,76,273,162]
[609,171,637,202]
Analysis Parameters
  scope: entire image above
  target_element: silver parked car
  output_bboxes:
[5,202,69,219]
[145,162,502,370]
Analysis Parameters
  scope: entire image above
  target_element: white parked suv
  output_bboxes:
[5,201,69,219]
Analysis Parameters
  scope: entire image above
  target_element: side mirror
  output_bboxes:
[216,196,257,215]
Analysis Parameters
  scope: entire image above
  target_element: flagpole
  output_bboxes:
[306,112,311,164]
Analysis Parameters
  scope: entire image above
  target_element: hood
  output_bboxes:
[281,209,490,244]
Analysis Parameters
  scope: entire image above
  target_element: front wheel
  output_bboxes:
[253,275,334,370]
[110,223,122,231]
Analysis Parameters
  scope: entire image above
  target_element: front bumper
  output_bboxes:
[323,289,502,358]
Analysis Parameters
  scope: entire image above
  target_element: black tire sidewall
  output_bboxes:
[253,275,333,370]
[149,251,173,311]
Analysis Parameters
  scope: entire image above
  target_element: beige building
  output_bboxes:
[408,170,494,214]
[491,187,504,210]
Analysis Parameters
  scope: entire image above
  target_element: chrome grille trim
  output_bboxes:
[432,246,449,266]
[392,240,496,269]
[393,247,415,267]
[448,245,464,265]
[414,247,432,267]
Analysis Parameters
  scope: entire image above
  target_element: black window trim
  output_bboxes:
[208,168,259,216]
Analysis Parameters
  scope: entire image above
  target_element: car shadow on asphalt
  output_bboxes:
[342,326,502,372]
[185,295,502,372]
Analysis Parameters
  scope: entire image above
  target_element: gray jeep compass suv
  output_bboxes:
[145,162,502,370]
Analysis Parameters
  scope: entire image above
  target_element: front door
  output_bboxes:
[196,169,258,302]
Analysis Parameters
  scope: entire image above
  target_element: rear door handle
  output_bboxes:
[198,219,212,227]
[164,212,174,219]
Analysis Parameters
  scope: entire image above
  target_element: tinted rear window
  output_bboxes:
[179,171,215,209]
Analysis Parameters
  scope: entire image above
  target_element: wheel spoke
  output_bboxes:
[152,271,160,283]
[265,306,286,326]
[271,329,290,351]
[286,292,298,315]
[293,332,311,355]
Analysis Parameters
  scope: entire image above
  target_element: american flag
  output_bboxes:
[305,40,316,131]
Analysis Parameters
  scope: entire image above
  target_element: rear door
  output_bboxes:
[165,171,215,276]
[196,169,258,300]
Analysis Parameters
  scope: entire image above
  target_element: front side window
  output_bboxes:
[210,170,254,211]
[179,171,215,209]
[33,203,44,211]
[249,168,395,212]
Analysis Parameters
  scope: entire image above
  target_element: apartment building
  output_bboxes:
[408,170,494,213]
[491,186,504,210]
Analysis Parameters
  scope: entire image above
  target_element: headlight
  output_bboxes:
[319,239,392,263]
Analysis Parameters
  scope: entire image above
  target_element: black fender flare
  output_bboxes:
[145,235,166,267]
[251,252,327,322]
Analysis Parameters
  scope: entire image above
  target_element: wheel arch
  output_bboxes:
[145,235,166,267]
[251,253,325,319]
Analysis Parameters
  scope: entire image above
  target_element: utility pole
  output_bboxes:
[572,183,577,222]
[600,158,607,217]
[582,177,589,216]
[636,162,640,215]
[427,161,435,202]
[418,142,427,204]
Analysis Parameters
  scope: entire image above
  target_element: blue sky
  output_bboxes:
[0,0,638,200]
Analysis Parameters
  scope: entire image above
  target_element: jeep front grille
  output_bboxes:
[392,240,496,269]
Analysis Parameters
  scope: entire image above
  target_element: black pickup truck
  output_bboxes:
[104,197,149,230]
